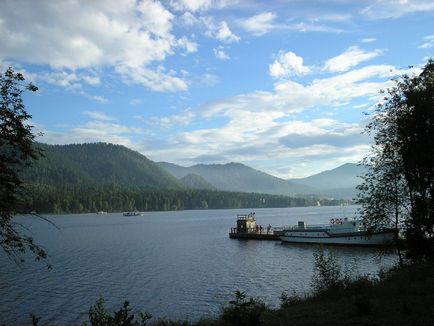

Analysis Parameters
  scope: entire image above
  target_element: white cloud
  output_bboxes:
[129,99,142,106]
[214,46,230,60]
[239,12,277,36]
[202,17,240,43]
[150,110,196,128]
[169,0,234,12]
[83,111,116,121]
[177,36,199,54]
[84,94,109,104]
[361,0,434,19]
[323,46,382,72]
[269,51,311,78]
[116,65,188,92]
[291,22,343,33]
[239,12,346,36]
[82,75,101,86]
[39,119,143,149]
[193,73,220,87]
[361,38,376,43]
[418,35,434,49]
[203,64,418,118]
[39,71,101,89]
[216,21,240,43]
[179,12,200,26]
[0,0,189,92]
[37,70,107,102]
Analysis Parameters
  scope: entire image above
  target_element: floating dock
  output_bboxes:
[229,232,281,240]
[228,213,283,241]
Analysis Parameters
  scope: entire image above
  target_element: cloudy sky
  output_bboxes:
[1,0,433,178]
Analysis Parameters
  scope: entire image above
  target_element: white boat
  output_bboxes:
[123,211,143,216]
[280,218,395,246]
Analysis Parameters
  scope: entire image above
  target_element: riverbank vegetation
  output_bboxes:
[18,183,347,214]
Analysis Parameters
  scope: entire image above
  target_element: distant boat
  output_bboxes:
[123,211,143,216]
[97,211,107,215]
[280,218,395,246]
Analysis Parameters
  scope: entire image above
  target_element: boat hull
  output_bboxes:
[280,230,395,246]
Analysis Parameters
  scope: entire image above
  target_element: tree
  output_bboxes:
[0,67,46,263]
[358,59,434,261]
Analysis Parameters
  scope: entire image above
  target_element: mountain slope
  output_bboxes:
[179,174,215,190]
[23,143,182,189]
[158,162,314,195]
[289,163,366,190]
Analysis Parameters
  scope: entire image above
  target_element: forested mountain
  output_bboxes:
[23,143,182,189]
[157,162,314,195]
[179,174,215,190]
[289,163,366,190]
[20,143,356,214]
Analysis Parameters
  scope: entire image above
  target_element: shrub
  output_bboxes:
[221,290,267,326]
[279,291,302,308]
[311,249,343,295]
[83,297,152,326]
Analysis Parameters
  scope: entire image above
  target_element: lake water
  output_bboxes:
[0,206,396,325]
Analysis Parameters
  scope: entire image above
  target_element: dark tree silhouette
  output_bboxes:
[0,67,46,263]
[358,59,434,261]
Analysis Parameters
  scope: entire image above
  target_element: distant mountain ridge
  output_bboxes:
[157,161,364,199]
[24,142,364,199]
[289,163,366,190]
[157,161,315,196]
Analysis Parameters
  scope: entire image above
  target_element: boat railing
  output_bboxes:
[282,224,329,230]
[230,227,276,235]
[236,214,256,220]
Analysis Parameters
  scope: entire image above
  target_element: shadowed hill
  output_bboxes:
[23,143,182,189]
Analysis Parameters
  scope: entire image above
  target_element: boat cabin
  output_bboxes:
[235,213,257,234]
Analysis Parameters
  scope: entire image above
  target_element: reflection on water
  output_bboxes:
[0,206,396,324]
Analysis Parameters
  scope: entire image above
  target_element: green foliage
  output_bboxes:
[358,59,434,262]
[18,183,341,214]
[84,297,152,326]
[0,67,46,263]
[311,249,343,294]
[279,291,302,308]
[22,142,182,189]
[221,291,267,326]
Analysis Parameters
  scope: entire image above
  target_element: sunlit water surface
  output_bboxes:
[0,206,396,325]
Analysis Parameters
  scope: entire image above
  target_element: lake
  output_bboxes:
[0,206,396,325]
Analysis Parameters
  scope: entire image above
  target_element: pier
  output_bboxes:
[228,213,283,241]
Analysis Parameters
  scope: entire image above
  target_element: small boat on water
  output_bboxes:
[123,211,143,216]
[280,218,395,246]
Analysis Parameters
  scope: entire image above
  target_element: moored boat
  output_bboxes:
[123,211,143,216]
[280,218,395,246]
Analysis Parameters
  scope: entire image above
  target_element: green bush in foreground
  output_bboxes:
[83,297,152,326]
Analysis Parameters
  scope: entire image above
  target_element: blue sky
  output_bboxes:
[1,0,433,178]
